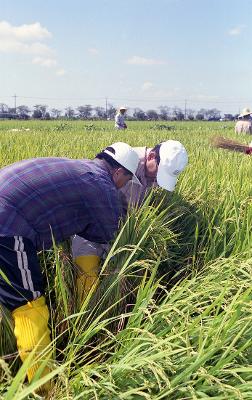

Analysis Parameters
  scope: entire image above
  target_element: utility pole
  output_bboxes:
[13,94,17,114]
[105,97,108,119]
[184,99,187,120]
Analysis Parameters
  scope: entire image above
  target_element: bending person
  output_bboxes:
[0,142,140,395]
[72,140,188,302]
[235,108,252,135]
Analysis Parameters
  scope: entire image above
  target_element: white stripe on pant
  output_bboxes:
[14,236,40,300]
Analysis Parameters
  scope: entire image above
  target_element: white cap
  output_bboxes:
[119,106,127,111]
[157,140,188,191]
[239,107,252,118]
[104,142,141,185]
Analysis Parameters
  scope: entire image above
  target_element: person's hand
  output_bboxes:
[245,147,252,154]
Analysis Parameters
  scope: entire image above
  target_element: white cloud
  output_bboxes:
[126,56,166,65]
[0,21,51,41]
[228,25,246,36]
[142,81,154,91]
[32,57,57,67]
[0,20,53,56]
[88,47,99,55]
[0,20,65,72]
[56,68,66,76]
[28,42,54,56]
[0,40,53,56]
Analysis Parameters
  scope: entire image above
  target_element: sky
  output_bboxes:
[1,0,252,115]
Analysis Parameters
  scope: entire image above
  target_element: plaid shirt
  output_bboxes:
[0,158,121,250]
[72,147,158,259]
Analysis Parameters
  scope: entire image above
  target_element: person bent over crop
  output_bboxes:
[235,108,252,135]
[72,140,189,303]
[0,142,140,396]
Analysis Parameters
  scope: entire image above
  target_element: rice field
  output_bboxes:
[0,119,252,399]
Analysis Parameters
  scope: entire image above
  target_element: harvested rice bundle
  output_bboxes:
[211,136,252,154]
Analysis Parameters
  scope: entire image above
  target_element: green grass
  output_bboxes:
[0,119,252,399]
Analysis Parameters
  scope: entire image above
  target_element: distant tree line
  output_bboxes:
[0,102,237,121]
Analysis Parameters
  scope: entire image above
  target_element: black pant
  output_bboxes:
[0,236,43,311]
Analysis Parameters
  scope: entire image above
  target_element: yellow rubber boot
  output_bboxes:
[12,296,52,396]
[75,255,100,305]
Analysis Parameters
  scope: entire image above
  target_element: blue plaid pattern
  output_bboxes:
[0,158,121,250]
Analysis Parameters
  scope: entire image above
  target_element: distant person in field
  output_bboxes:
[0,142,140,396]
[115,106,127,130]
[72,140,188,303]
[235,108,252,135]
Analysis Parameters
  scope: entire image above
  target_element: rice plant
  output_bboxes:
[0,120,251,399]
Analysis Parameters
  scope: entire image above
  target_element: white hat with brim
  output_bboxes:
[104,142,141,185]
[239,108,252,118]
[157,140,188,191]
[119,106,127,111]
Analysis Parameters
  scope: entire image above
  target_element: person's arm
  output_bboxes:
[115,114,121,126]
[118,190,129,217]
[77,179,122,244]
[119,180,149,209]
[77,202,121,243]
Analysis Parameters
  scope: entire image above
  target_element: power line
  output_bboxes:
[1,94,252,104]
[0,94,250,116]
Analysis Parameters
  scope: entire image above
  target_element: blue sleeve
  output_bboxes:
[78,175,122,244]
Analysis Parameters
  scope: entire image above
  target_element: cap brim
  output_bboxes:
[156,167,177,191]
